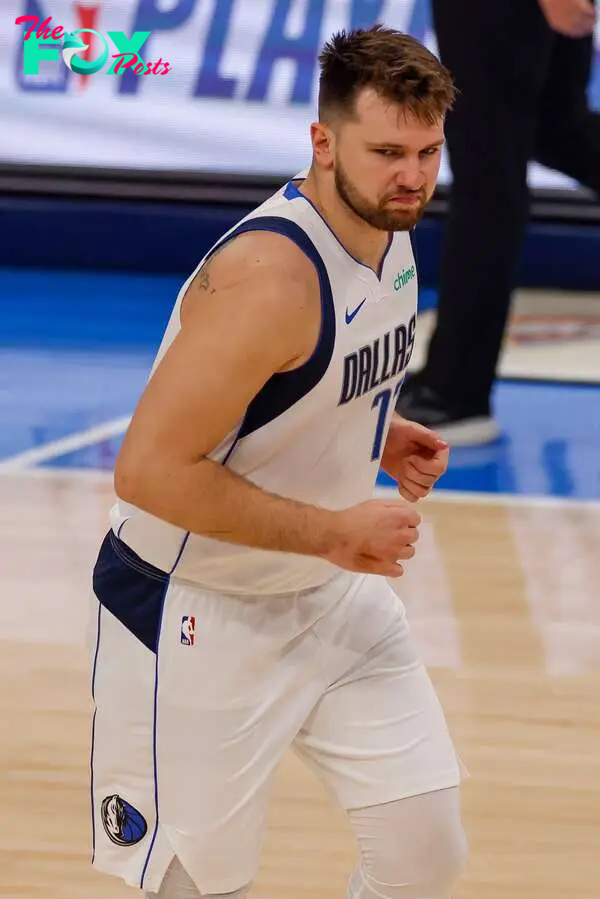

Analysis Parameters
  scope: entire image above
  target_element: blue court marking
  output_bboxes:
[378,380,600,499]
[25,377,600,500]
[0,267,437,350]
[0,266,173,459]
[0,267,179,351]
[2,267,599,499]
[0,346,152,461]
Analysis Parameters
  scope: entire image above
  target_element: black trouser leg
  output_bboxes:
[417,0,555,415]
[534,27,600,193]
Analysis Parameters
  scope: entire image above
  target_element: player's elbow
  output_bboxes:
[114,463,137,506]
[114,454,145,507]
[113,440,161,509]
[113,440,206,523]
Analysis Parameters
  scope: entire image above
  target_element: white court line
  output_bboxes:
[374,486,600,510]
[0,414,598,509]
[0,465,114,482]
[0,415,131,472]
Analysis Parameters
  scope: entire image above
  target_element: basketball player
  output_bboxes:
[89,26,467,899]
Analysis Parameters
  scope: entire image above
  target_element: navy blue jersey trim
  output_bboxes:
[90,599,103,864]
[206,215,335,443]
[284,180,394,283]
[377,231,394,279]
[139,579,168,889]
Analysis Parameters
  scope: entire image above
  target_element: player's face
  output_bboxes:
[331,88,444,231]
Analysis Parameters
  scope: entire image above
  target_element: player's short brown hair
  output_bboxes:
[318,25,456,126]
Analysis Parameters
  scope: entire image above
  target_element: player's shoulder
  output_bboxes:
[181,223,321,338]
[203,225,318,293]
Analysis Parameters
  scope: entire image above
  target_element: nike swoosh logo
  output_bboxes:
[345,298,367,324]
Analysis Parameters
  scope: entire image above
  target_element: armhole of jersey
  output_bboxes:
[205,214,335,445]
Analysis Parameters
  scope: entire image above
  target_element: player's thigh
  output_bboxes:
[293,576,463,811]
[89,538,173,893]
[156,576,328,821]
[90,532,328,893]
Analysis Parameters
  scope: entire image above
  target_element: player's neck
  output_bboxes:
[298,172,391,276]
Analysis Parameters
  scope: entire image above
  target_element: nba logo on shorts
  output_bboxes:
[181,616,195,646]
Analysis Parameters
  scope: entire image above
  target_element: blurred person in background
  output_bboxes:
[397,0,600,445]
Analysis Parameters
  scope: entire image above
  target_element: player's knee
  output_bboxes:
[349,788,468,899]
[361,827,467,898]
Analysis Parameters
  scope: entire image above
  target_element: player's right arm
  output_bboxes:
[114,231,420,578]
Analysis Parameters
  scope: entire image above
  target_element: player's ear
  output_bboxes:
[310,121,335,169]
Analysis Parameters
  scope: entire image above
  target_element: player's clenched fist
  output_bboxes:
[321,499,421,578]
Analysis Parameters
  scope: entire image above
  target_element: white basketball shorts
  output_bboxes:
[88,530,462,895]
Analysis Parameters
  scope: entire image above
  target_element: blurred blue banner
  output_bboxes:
[2,0,599,189]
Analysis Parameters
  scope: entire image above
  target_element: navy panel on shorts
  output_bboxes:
[92,531,168,654]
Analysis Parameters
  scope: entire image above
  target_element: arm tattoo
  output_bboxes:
[196,241,231,294]
[198,267,211,291]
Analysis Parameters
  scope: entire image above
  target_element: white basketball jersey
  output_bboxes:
[111,172,418,594]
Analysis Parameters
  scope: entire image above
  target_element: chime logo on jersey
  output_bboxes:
[100,794,147,846]
[181,616,195,645]
[394,265,416,291]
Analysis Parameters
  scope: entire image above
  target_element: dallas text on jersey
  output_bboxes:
[339,314,416,406]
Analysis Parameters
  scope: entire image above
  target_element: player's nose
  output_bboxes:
[394,157,425,190]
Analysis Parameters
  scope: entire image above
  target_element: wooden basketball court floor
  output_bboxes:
[2,469,600,899]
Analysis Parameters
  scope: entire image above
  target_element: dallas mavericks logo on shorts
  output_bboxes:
[100,794,147,846]
[181,615,195,645]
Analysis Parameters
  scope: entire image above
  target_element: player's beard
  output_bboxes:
[334,157,428,231]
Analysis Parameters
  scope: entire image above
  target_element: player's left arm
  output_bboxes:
[380,413,449,503]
